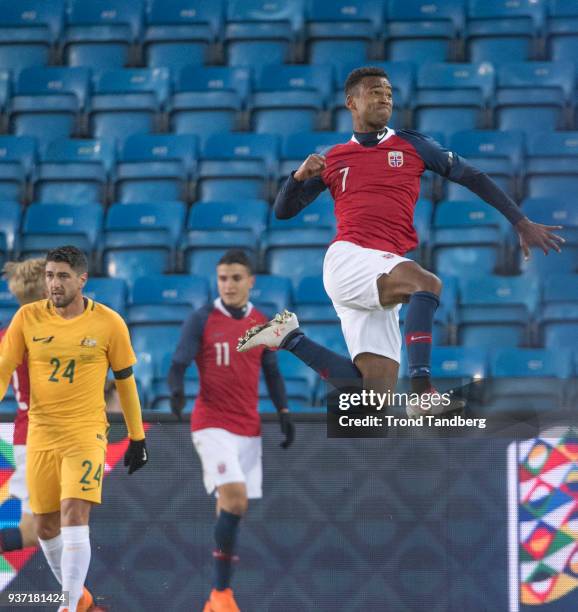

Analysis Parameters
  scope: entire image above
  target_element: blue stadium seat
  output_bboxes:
[275,350,317,404]
[495,62,573,135]
[33,138,114,204]
[301,322,349,357]
[538,274,578,348]
[8,68,91,152]
[182,200,267,272]
[0,0,62,74]
[280,131,348,183]
[546,0,578,63]
[0,136,36,202]
[447,130,523,200]
[102,202,185,284]
[198,134,279,201]
[0,280,19,326]
[251,64,328,134]
[21,203,102,259]
[386,0,464,63]
[115,133,198,203]
[150,351,199,411]
[268,247,326,292]
[144,0,223,69]
[294,276,337,324]
[413,62,494,137]
[187,200,268,236]
[488,348,571,411]
[169,65,247,137]
[517,198,578,275]
[84,277,127,316]
[264,199,335,273]
[131,326,183,371]
[88,69,169,141]
[465,0,545,63]
[305,0,383,67]
[225,0,302,67]
[132,351,153,408]
[0,201,21,255]
[431,200,510,276]
[128,274,209,325]
[64,0,143,69]
[457,275,539,347]
[424,346,487,388]
[524,132,578,198]
[411,198,433,262]
[250,274,292,317]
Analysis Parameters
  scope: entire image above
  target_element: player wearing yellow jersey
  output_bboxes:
[0,246,148,612]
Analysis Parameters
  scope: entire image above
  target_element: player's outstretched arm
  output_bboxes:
[274,154,327,220]
[114,369,148,474]
[515,217,565,260]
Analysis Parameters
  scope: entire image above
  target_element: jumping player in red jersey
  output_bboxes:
[168,249,294,612]
[238,66,564,415]
[0,258,46,554]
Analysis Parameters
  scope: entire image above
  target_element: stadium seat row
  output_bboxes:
[1,270,576,354]
[1,129,578,205]
[0,198,576,280]
[2,62,578,144]
[1,0,578,72]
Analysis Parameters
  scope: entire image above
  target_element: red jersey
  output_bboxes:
[322,129,425,255]
[178,300,269,437]
[0,327,29,445]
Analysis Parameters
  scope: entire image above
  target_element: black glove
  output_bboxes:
[279,412,295,449]
[170,389,186,421]
[124,439,148,474]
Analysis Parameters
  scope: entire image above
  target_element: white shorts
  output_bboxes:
[9,445,30,514]
[192,428,262,499]
[323,240,409,363]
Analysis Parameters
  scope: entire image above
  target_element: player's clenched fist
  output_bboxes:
[294,154,326,182]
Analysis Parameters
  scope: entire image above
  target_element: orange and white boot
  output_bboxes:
[203,588,241,612]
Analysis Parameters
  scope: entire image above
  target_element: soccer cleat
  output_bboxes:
[76,587,93,612]
[236,310,299,352]
[405,386,466,418]
[203,588,240,612]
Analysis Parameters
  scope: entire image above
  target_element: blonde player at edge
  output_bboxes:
[0,246,148,612]
[0,258,47,554]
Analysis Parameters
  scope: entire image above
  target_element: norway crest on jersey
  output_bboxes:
[388,151,404,167]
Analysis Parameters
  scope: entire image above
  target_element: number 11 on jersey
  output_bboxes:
[339,166,350,192]
[215,342,230,366]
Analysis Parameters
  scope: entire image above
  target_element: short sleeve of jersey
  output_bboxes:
[0,309,25,367]
[107,311,137,372]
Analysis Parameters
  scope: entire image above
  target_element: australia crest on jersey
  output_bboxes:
[388,151,404,167]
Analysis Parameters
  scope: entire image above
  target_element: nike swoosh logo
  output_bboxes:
[142,450,148,461]
[32,336,54,343]
[377,132,385,139]
[81,486,97,491]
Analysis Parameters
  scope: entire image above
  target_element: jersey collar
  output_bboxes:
[214,298,254,319]
[350,127,395,146]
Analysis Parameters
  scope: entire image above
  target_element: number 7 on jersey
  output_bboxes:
[339,167,350,192]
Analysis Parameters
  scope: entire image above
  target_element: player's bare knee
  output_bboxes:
[415,270,442,296]
[221,496,248,516]
[35,517,59,541]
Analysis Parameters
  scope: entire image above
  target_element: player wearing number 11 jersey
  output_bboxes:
[0,246,147,612]
[168,249,294,612]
